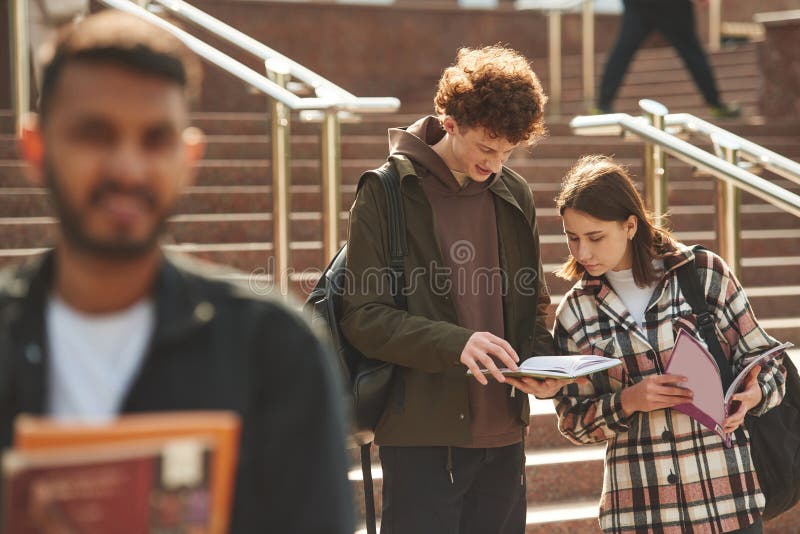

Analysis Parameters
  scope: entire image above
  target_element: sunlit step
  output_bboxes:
[354,499,600,533]
[348,445,605,482]
[526,499,599,524]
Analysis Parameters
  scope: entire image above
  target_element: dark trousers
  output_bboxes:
[598,0,721,110]
[378,442,526,534]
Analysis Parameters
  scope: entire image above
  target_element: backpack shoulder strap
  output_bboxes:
[355,161,406,534]
[357,161,408,310]
[675,245,735,389]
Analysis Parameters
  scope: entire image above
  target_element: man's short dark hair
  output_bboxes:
[39,10,202,121]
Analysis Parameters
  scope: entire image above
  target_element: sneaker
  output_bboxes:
[710,103,741,119]
[588,106,612,115]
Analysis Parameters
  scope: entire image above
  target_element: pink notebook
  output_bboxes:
[664,329,791,447]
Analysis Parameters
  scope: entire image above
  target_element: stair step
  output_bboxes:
[525,501,600,533]
[3,133,798,164]
[182,111,800,138]
[5,203,796,251]
[1,151,798,188]
[1,178,795,216]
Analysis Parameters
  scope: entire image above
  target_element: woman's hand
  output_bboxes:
[505,376,586,399]
[722,365,763,433]
[620,374,693,417]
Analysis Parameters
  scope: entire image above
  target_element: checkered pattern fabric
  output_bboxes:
[553,243,786,533]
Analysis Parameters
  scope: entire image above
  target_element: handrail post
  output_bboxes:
[708,0,721,52]
[266,59,292,298]
[321,110,342,263]
[640,100,669,226]
[581,0,594,111]
[548,10,562,117]
[713,134,742,277]
[10,0,31,136]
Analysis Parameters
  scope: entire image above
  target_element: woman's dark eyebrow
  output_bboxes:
[564,229,604,236]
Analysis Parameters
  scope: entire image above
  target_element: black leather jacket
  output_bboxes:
[0,251,354,533]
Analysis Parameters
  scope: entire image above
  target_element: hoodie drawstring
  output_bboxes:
[446,446,454,485]
[520,428,526,487]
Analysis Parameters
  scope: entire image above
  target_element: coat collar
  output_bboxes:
[568,241,695,347]
[3,250,217,414]
[489,172,528,221]
[571,241,694,293]
[6,250,214,344]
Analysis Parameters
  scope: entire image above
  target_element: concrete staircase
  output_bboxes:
[1,41,798,532]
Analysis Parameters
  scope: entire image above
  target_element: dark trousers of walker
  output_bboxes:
[378,442,526,534]
[598,0,721,110]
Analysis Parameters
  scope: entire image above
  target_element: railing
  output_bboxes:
[709,0,721,52]
[571,99,800,276]
[9,0,400,296]
[515,0,594,116]
[144,0,401,290]
[9,0,29,137]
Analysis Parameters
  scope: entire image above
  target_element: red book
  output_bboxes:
[4,411,240,534]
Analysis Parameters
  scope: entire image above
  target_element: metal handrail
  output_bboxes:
[11,0,401,296]
[571,100,800,276]
[150,0,372,107]
[98,0,399,113]
[516,0,594,115]
[664,114,800,186]
[143,0,401,282]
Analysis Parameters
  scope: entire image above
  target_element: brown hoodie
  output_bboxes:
[388,116,522,448]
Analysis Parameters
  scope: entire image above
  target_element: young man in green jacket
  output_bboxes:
[341,46,570,533]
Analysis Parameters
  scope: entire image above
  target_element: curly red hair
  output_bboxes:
[434,45,547,146]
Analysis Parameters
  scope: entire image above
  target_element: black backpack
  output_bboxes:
[304,161,406,534]
[677,248,800,520]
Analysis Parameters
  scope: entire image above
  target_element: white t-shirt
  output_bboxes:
[604,260,664,327]
[46,296,155,422]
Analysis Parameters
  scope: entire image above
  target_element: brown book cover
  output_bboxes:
[6,411,240,534]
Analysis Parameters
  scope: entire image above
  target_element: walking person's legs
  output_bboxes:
[655,1,720,107]
[655,0,739,117]
[597,1,653,112]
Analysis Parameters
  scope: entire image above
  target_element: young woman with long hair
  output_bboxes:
[512,155,787,533]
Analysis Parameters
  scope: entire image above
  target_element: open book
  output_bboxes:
[3,411,240,534]
[665,329,792,446]
[468,355,622,380]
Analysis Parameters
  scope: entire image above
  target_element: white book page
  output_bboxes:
[723,342,794,405]
[519,355,620,377]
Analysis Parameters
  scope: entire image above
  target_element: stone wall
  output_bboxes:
[757,11,800,119]
[184,1,623,111]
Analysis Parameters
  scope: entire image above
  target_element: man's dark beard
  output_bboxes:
[44,159,168,260]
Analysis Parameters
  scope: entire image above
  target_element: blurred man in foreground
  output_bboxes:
[0,10,353,533]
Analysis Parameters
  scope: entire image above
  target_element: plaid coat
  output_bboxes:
[553,244,786,533]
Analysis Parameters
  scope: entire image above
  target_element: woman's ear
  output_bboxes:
[626,215,638,240]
